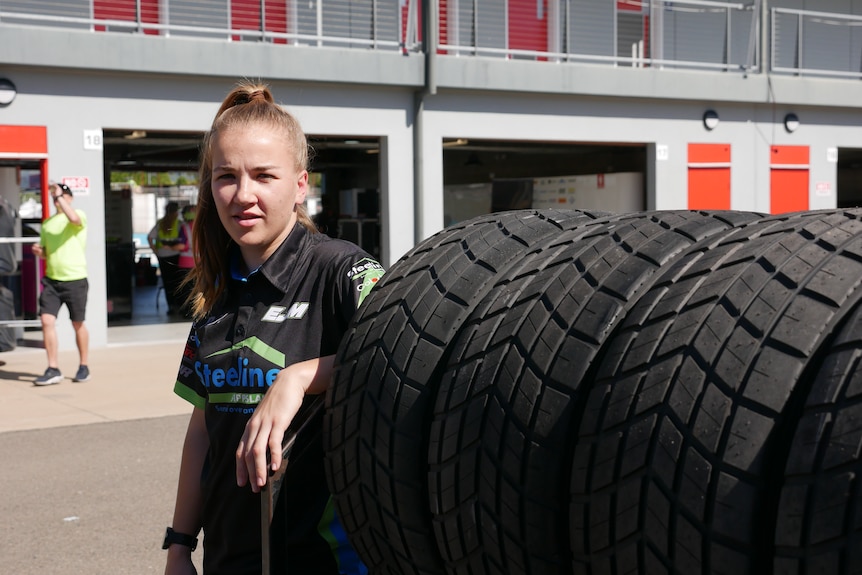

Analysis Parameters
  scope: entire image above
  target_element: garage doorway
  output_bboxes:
[102,130,384,325]
[838,148,862,209]
[443,139,648,225]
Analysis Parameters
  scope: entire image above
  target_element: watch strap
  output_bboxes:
[162,527,198,551]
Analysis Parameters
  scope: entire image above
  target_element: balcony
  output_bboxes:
[441,0,757,74]
[1,1,861,81]
[0,0,422,52]
[772,7,862,80]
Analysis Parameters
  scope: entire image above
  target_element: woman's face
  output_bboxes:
[210,124,308,271]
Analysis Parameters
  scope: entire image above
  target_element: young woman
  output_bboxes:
[164,81,383,575]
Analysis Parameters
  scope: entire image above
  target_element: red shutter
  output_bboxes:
[509,0,548,56]
[231,0,288,43]
[94,0,159,35]
[439,0,448,54]
[618,1,648,13]
[266,0,288,44]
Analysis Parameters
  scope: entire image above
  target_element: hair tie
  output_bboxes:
[248,90,266,103]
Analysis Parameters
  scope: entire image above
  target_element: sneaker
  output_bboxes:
[34,367,63,386]
[73,365,91,383]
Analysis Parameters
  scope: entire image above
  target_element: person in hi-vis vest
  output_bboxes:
[147,201,185,315]
[175,204,196,318]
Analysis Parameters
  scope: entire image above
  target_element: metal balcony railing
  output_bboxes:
[771,7,862,79]
[440,0,759,74]
[0,0,423,53]
[4,2,862,81]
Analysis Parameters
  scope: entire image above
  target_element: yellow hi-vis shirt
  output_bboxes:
[40,209,88,281]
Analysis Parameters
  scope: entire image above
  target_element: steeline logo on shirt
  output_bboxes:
[348,257,385,306]
[195,336,285,411]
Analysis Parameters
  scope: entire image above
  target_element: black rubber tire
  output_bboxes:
[570,209,862,575]
[326,207,862,575]
[324,209,610,575]
[773,300,862,574]
[425,210,763,575]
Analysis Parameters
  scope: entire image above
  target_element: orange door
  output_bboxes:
[770,146,809,214]
[688,143,731,210]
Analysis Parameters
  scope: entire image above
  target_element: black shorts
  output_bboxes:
[39,277,89,322]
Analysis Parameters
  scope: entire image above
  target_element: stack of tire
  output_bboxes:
[323,208,862,575]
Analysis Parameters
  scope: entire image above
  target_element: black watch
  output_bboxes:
[162,527,198,551]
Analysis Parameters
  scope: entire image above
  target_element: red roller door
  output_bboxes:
[231,0,288,43]
[94,0,159,34]
[509,0,548,54]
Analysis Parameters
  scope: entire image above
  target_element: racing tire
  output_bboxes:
[324,209,610,575]
[773,300,862,574]
[426,209,763,574]
[570,209,862,574]
[325,207,862,575]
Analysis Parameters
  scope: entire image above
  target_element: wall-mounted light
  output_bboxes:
[0,78,17,106]
[702,110,719,131]
[124,130,147,140]
[784,113,800,133]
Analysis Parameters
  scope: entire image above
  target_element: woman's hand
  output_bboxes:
[164,546,198,575]
[235,356,334,492]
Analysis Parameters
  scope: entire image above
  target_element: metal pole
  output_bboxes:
[745,0,762,72]
[316,0,322,46]
[473,0,478,55]
[613,0,618,66]
[372,0,378,49]
[414,0,438,244]
[797,10,803,75]
[761,0,768,74]
[726,6,731,69]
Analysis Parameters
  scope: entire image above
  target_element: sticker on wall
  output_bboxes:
[826,147,838,163]
[815,182,832,197]
[62,176,91,196]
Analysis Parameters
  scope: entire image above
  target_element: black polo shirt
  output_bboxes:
[174,223,383,575]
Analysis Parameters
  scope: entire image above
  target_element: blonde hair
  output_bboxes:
[184,81,317,319]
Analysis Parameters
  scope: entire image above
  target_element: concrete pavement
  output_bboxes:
[0,321,206,574]
[0,322,192,433]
